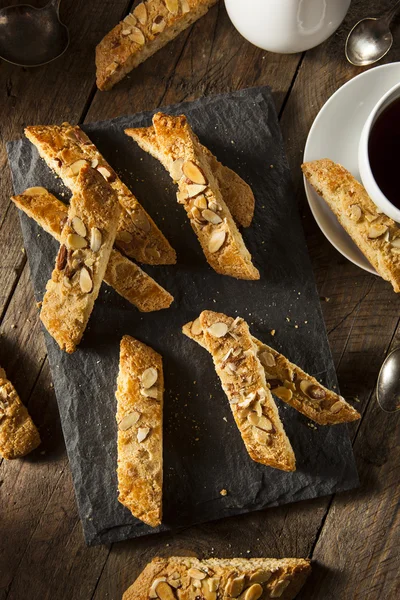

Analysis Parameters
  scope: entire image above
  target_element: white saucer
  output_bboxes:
[304,62,400,275]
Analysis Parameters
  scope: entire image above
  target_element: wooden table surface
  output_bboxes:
[1,1,399,598]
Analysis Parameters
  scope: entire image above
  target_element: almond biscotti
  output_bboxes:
[116,335,163,527]
[149,113,259,280]
[0,367,41,459]
[41,165,120,353]
[302,158,400,293]
[183,319,360,426]
[125,125,255,227]
[24,123,176,266]
[197,311,295,471]
[96,0,218,91]
[123,556,312,600]
[12,187,174,312]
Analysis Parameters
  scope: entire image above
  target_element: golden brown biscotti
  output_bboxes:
[302,158,400,293]
[125,125,255,227]
[116,335,163,527]
[183,320,360,425]
[0,367,40,459]
[11,187,174,312]
[96,0,218,91]
[41,166,120,353]
[151,113,259,280]
[198,311,295,471]
[123,556,312,600]
[24,122,176,266]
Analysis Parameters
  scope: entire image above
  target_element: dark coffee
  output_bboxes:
[368,96,400,209]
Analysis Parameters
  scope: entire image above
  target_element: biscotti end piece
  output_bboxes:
[302,158,400,293]
[123,556,312,600]
[96,0,218,91]
[0,369,41,459]
[116,335,163,527]
[198,310,296,471]
[40,165,120,353]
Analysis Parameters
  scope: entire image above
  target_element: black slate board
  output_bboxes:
[7,87,359,546]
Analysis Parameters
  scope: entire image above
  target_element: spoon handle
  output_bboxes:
[383,0,400,25]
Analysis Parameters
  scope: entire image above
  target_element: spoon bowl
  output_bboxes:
[0,0,69,67]
[376,347,400,413]
[346,17,393,66]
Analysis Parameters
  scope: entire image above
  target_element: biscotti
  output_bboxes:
[183,319,360,425]
[41,165,120,353]
[125,125,255,228]
[96,0,218,91]
[116,335,163,527]
[24,122,176,266]
[302,158,400,293]
[0,367,41,459]
[197,311,295,471]
[148,113,259,279]
[123,556,312,600]
[12,187,174,312]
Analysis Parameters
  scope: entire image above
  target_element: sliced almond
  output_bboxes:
[253,401,263,417]
[259,351,276,368]
[194,195,208,209]
[133,2,147,24]
[176,189,187,204]
[225,574,245,597]
[90,228,102,252]
[242,583,263,600]
[141,386,158,399]
[391,237,400,248]
[330,401,343,414]
[368,223,388,239]
[208,578,220,592]
[170,158,184,180]
[72,216,87,238]
[169,578,181,589]
[365,212,378,223]
[208,229,226,253]
[299,379,326,400]
[67,233,87,250]
[97,166,114,181]
[202,209,222,225]
[188,568,207,580]
[137,427,150,443]
[155,581,176,600]
[152,15,167,34]
[57,244,68,270]
[191,318,202,336]
[186,184,207,198]
[249,569,272,584]
[257,415,273,431]
[181,0,190,13]
[182,160,207,185]
[208,200,220,212]
[118,230,133,244]
[191,206,203,221]
[118,411,140,430]
[131,209,151,232]
[123,13,137,27]
[141,367,158,389]
[68,159,88,175]
[146,247,161,260]
[79,266,93,293]
[165,0,179,15]
[149,578,167,599]
[91,158,99,168]
[270,579,290,598]
[273,386,293,402]
[23,186,48,196]
[247,411,260,427]
[129,26,145,45]
[201,580,217,600]
[63,276,72,289]
[207,322,228,338]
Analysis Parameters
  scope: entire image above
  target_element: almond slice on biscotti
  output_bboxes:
[122,555,312,600]
[96,0,218,91]
[150,113,259,280]
[24,123,176,266]
[40,165,120,353]
[12,187,173,312]
[116,335,163,527]
[196,310,295,471]
[183,319,360,426]
[125,125,255,228]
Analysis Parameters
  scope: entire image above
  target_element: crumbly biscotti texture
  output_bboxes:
[302,158,400,293]
[0,367,41,459]
[197,311,295,471]
[123,556,312,600]
[116,335,163,527]
[41,166,120,353]
[151,113,259,280]
[183,320,360,425]
[11,188,173,312]
[125,125,255,228]
[24,122,176,266]
[96,0,218,91]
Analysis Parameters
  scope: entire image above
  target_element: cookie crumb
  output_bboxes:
[270,329,276,336]
[220,489,228,496]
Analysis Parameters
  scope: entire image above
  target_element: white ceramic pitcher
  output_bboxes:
[224,0,351,54]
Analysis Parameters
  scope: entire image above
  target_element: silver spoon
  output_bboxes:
[376,346,400,413]
[0,0,69,67]
[345,0,400,66]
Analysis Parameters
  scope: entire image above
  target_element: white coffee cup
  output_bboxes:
[358,82,400,223]
[224,0,351,54]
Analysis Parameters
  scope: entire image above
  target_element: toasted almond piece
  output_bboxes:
[67,233,87,250]
[186,183,207,198]
[194,194,208,209]
[368,223,388,239]
[106,61,119,73]
[365,212,377,223]
[169,579,181,589]
[23,186,48,196]
[96,166,113,181]
[191,206,203,221]
[225,574,245,597]
[208,578,220,592]
[119,411,141,430]
[141,386,158,399]
[170,158,184,180]
[247,411,260,427]
[124,13,137,27]
[273,386,293,402]
[299,379,326,400]
[176,189,187,204]
[165,0,179,15]
[242,583,263,600]
[69,159,88,175]
[201,580,217,600]
[63,276,72,288]
[118,230,133,244]
[129,26,145,45]
[155,581,177,600]
[208,200,220,212]
[91,158,99,168]
[191,318,202,336]
[79,266,93,293]
[330,400,343,413]
[72,216,87,238]
[137,427,150,443]
[141,367,158,389]
[152,15,167,34]
[121,27,132,35]
[57,244,68,270]
[207,322,228,338]
[249,569,272,584]
[270,579,291,598]
[181,0,190,13]
[254,400,263,417]
[133,2,147,24]
[188,568,207,580]
[182,160,207,185]
[130,209,151,232]
[149,578,167,599]
[259,351,276,368]
[391,237,400,248]
[208,229,226,253]
[258,415,273,431]
[192,579,202,589]
[146,246,161,260]
[90,227,102,252]
[202,209,222,225]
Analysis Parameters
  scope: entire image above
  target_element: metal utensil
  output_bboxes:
[345,0,400,66]
[376,346,400,413]
[0,0,69,67]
